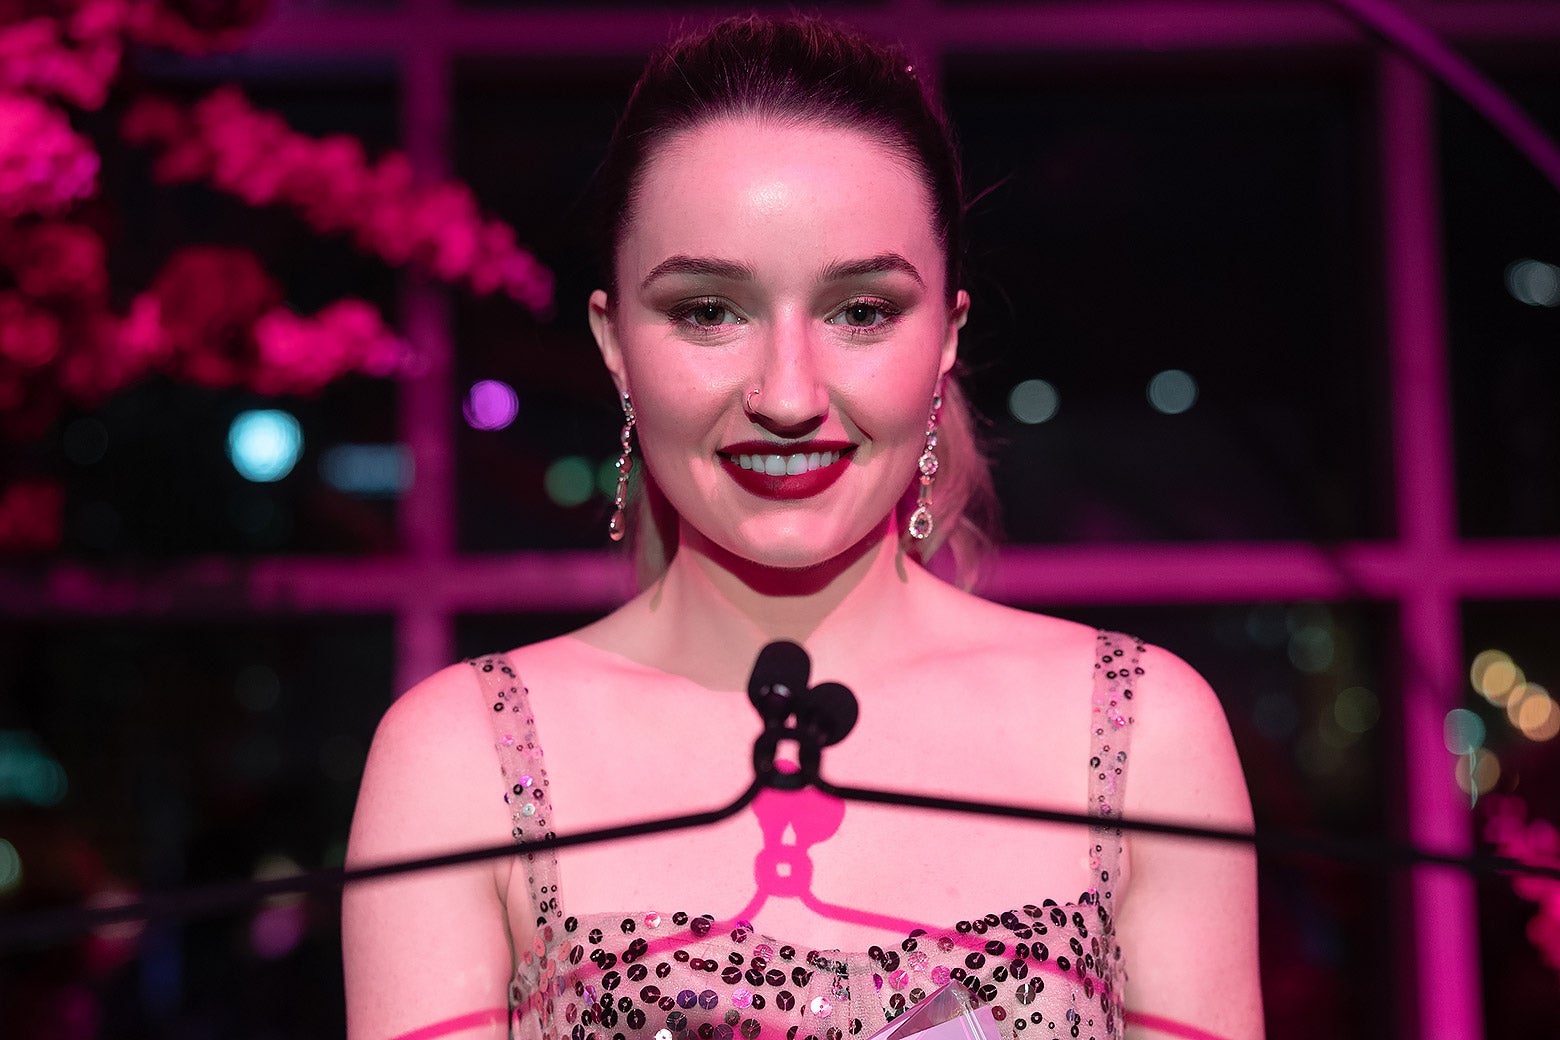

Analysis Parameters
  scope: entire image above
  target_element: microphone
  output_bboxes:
[747,640,858,790]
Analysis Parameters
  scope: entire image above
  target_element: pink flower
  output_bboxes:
[147,244,280,387]
[0,289,62,366]
[120,94,189,147]
[0,13,123,110]
[0,91,100,217]
[251,297,405,394]
[4,220,108,301]
[69,0,134,45]
[127,0,267,54]
[119,85,554,314]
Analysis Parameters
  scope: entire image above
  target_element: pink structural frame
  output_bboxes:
[8,3,1560,1037]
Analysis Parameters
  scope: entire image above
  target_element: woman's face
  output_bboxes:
[591,117,967,573]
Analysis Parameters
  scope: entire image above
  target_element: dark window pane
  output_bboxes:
[1442,72,1560,537]
[1046,601,1397,1040]
[945,57,1387,543]
[452,59,637,552]
[1462,600,1560,1040]
[456,611,606,659]
[0,619,394,1037]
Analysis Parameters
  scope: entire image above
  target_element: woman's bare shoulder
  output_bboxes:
[352,661,502,852]
[1126,641,1252,827]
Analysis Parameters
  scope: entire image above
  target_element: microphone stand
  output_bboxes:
[1,640,1554,954]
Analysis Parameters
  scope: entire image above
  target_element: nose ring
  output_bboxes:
[744,388,760,417]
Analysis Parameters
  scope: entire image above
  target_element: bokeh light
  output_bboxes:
[0,730,67,806]
[1515,687,1559,741]
[1505,681,1549,727]
[544,456,594,508]
[0,838,21,892]
[1333,686,1380,734]
[463,379,519,431]
[320,444,412,496]
[1504,258,1560,307]
[227,410,303,483]
[1146,369,1197,414]
[1473,649,1523,704]
[1288,625,1334,674]
[1455,748,1501,798]
[1471,649,1515,702]
[1443,707,1485,755]
[1008,379,1060,424]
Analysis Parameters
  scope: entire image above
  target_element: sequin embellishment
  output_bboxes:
[469,631,1141,1040]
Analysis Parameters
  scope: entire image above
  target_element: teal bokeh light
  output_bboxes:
[228,410,304,483]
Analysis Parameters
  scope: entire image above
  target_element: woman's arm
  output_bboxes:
[343,664,518,1040]
[1117,646,1264,1040]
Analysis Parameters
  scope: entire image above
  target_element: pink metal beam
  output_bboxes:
[245,2,1560,58]
[8,540,1560,617]
[1379,54,1481,1039]
[395,9,458,693]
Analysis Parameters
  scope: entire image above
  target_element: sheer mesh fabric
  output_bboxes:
[469,630,1140,1040]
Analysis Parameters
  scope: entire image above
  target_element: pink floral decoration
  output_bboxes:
[1484,794,1560,980]
[0,287,62,371]
[0,219,107,300]
[121,86,554,315]
[0,0,551,460]
[0,2,126,110]
[0,92,99,217]
[0,232,411,432]
[252,299,409,396]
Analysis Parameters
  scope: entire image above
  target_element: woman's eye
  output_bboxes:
[829,299,897,330]
[672,299,740,328]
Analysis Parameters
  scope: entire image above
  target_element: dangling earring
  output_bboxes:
[608,391,635,542]
[907,391,941,541]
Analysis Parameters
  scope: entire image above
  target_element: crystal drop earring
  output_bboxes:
[907,391,941,541]
[608,391,635,542]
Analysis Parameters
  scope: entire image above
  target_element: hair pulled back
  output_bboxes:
[594,14,998,587]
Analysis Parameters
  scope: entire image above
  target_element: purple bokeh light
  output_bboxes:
[463,379,519,432]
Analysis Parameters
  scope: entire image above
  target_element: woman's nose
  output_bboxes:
[747,315,828,436]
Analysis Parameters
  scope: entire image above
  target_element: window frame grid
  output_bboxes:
[10,4,1560,1037]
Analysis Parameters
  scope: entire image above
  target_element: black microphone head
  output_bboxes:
[804,681,859,746]
[748,640,812,723]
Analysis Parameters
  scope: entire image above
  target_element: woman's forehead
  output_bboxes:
[620,117,943,286]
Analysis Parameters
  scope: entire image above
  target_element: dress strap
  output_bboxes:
[1088,630,1141,909]
[469,655,564,933]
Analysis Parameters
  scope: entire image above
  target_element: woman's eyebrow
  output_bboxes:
[640,255,755,290]
[820,253,925,286]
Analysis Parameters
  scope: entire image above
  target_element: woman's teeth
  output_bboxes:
[733,450,845,476]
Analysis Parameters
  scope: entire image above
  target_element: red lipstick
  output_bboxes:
[717,441,856,501]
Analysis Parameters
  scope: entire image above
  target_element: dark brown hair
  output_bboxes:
[595,14,998,586]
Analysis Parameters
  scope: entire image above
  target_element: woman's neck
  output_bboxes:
[602,518,935,690]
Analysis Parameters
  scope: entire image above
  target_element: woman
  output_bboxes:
[344,16,1261,1040]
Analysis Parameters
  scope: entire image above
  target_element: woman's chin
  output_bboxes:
[685,515,893,582]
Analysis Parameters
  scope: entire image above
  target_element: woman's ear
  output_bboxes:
[940,290,970,379]
[589,289,627,394]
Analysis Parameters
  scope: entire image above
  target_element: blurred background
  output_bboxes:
[0,1,1557,1037]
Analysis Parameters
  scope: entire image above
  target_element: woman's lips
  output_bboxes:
[717,445,856,500]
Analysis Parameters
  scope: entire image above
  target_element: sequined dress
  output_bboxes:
[468,630,1141,1040]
